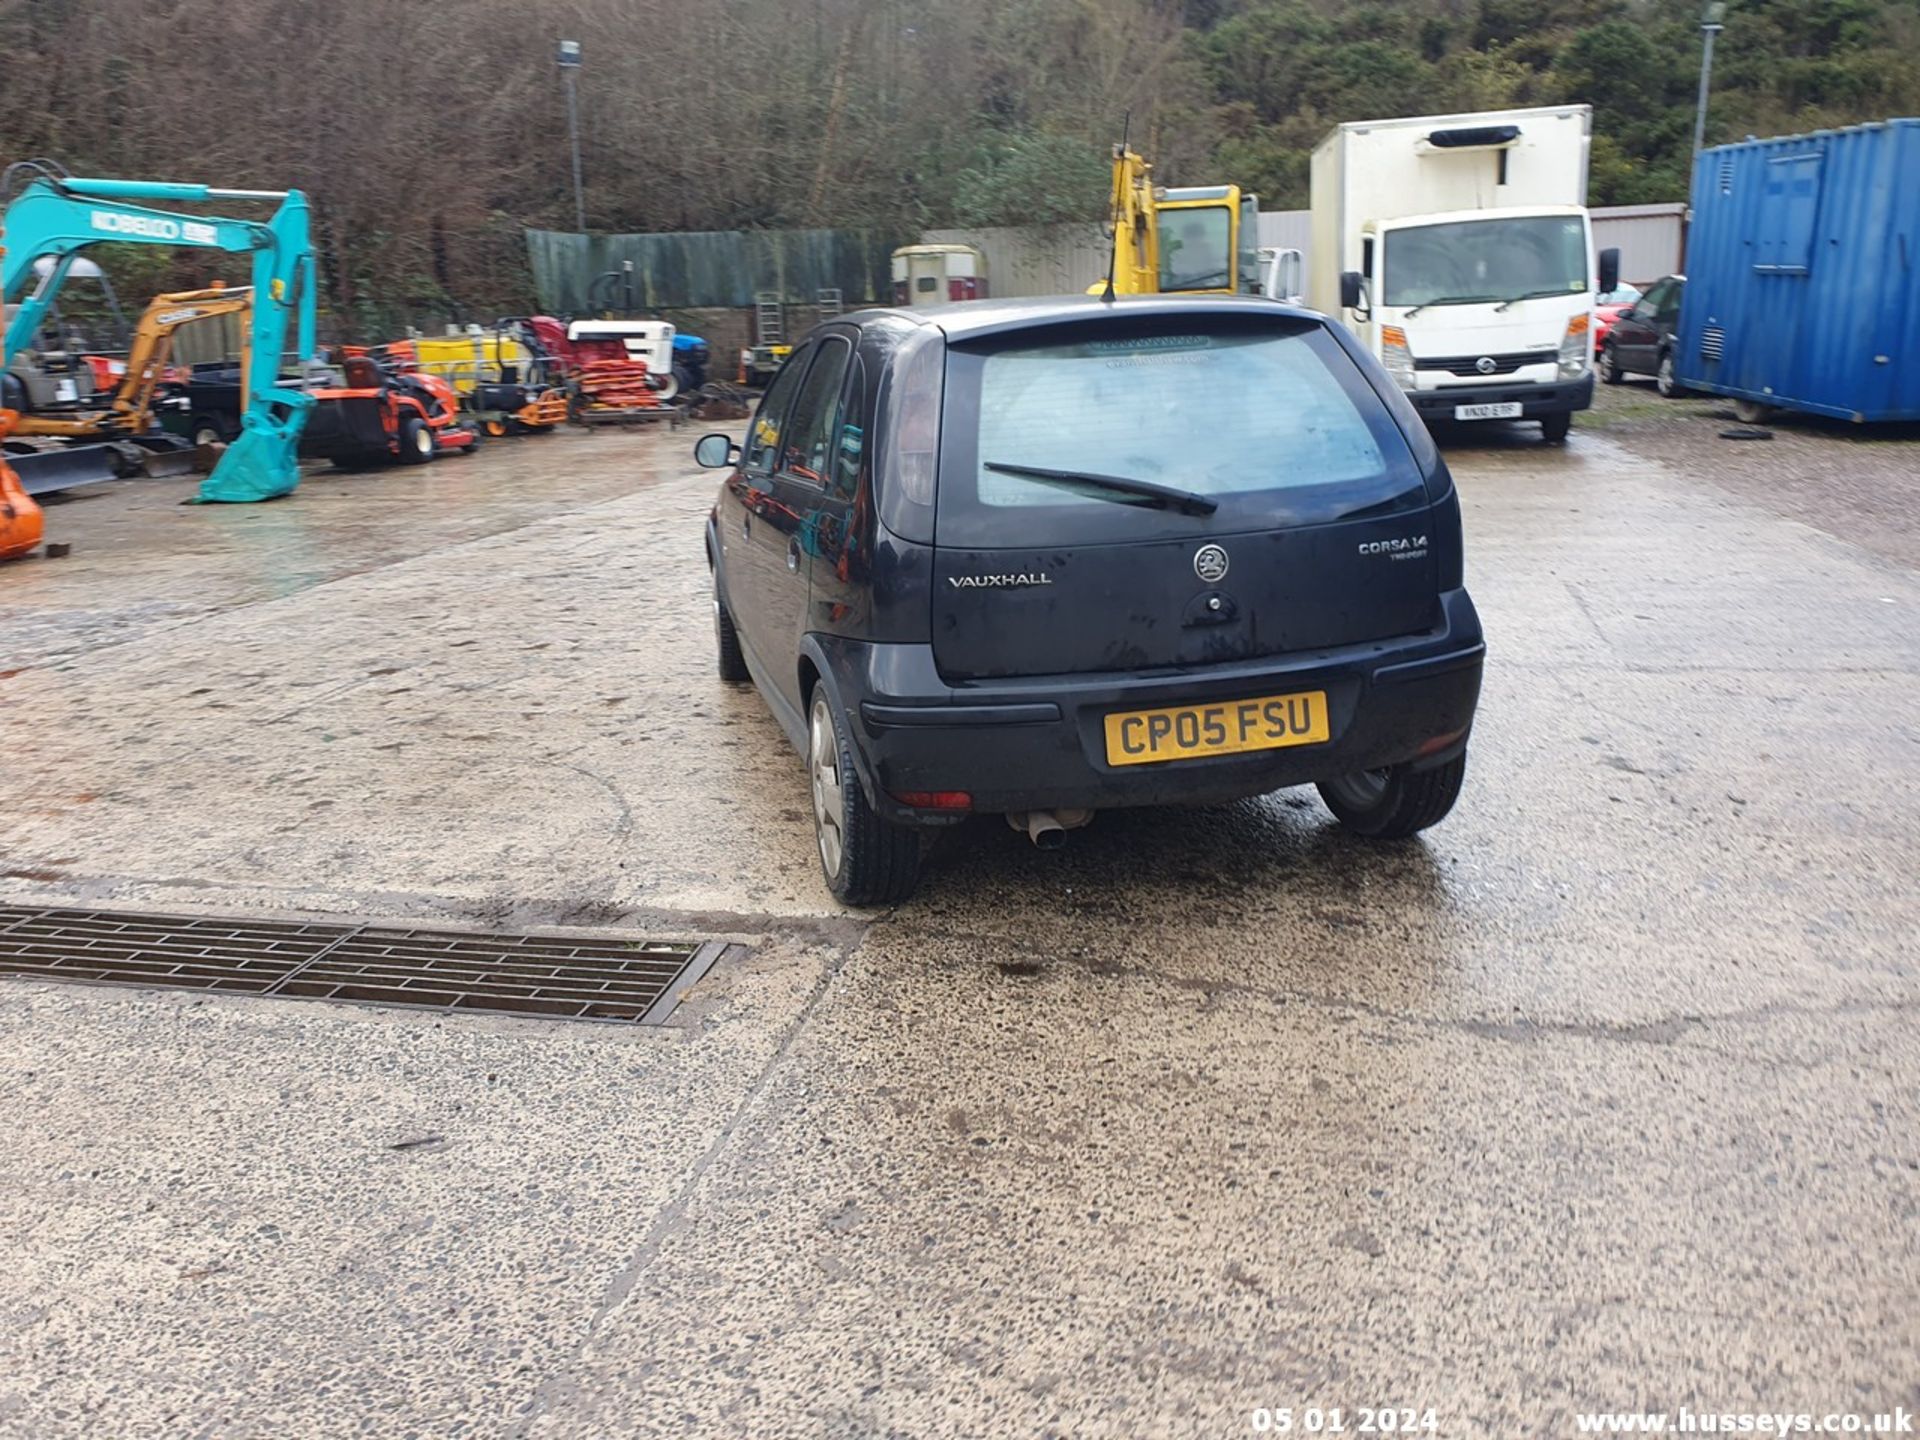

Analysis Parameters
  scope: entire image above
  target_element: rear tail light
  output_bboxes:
[1415,727,1468,759]
[891,790,972,812]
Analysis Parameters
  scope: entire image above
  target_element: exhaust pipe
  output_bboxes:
[1027,812,1068,850]
[1006,809,1095,849]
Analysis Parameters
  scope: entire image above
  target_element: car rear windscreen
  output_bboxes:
[936,317,1428,549]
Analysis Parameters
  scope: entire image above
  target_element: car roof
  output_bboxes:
[833,293,1328,344]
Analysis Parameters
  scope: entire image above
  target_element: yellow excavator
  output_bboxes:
[11,281,252,444]
[1090,139,1262,297]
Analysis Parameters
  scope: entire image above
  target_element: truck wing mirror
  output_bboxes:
[1339,270,1366,312]
[1597,248,1621,297]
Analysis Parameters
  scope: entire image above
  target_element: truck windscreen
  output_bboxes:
[1382,215,1587,309]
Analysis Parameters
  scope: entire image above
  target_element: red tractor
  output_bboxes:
[301,343,478,467]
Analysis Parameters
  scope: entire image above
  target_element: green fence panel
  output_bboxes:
[526,227,903,312]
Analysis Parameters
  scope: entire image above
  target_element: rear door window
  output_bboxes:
[744,345,811,474]
[776,337,853,485]
[936,317,1426,549]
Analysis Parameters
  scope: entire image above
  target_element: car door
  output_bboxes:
[1652,277,1684,355]
[756,331,858,717]
[799,338,870,638]
[723,344,812,674]
[1614,280,1667,375]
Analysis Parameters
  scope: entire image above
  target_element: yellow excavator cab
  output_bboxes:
[1089,145,1260,298]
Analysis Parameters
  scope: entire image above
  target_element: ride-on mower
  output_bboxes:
[300,345,477,466]
[407,325,570,437]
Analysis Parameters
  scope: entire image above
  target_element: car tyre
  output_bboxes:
[1540,412,1571,444]
[1318,753,1467,839]
[714,583,749,683]
[808,686,920,906]
[1655,350,1681,399]
[398,414,434,464]
[1599,342,1623,385]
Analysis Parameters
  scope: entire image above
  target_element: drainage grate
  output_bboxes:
[0,905,726,1024]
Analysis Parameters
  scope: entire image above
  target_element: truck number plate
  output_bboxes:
[1454,401,1523,421]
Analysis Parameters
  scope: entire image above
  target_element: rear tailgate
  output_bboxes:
[929,314,1439,682]
[931,516,1436,680]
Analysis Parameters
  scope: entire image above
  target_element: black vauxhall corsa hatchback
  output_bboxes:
[696,295,1485,904]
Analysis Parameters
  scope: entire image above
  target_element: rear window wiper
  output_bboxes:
[983,461,1219,516]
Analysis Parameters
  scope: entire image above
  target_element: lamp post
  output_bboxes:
[557,39,586,233]
[1692,3,1727,160]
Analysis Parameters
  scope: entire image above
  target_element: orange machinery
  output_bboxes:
[0,410,45,560]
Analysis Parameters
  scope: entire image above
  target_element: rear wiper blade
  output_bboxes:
[983,461,1218,515]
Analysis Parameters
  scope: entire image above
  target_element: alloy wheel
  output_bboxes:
[808,694,846,877]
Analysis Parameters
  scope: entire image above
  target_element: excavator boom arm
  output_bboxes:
[1,175,317,501]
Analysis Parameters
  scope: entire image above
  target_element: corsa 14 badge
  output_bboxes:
[1357,534,1429,561]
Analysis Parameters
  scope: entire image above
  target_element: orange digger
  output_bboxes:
[0,410,45,561]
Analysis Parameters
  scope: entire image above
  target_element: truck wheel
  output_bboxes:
[1655,351,1682,399]
[1732,398,1773,425]
[1318,754,1467,839]
[651,370,681,403]
[808,686,920,906]
[1600,342,1624,385]
[398,415,434,464]
[1540,412,1571,444]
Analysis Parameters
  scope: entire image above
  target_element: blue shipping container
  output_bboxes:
[1678,119,1920,422]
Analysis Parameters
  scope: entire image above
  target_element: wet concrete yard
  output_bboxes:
[1,418,1916,1436]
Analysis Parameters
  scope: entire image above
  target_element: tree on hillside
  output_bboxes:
[1,0,1915,320]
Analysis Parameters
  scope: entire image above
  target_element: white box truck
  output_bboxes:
[1309,106,1620,442]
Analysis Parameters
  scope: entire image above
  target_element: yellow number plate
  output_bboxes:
[1103,690,1330,766]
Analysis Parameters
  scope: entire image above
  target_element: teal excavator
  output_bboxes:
[2,159,316,502]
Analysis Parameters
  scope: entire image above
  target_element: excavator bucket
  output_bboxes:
[1,414,46,560]
[127,434,198,478]
[194,404,307,503]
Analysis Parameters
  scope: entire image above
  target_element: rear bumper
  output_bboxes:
[1409,371,1594,419]
[819,589,1484,826]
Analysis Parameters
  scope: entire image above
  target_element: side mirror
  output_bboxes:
[1597,247,1620,297]
[694,433,740,469]
[1340,270,1365,312]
